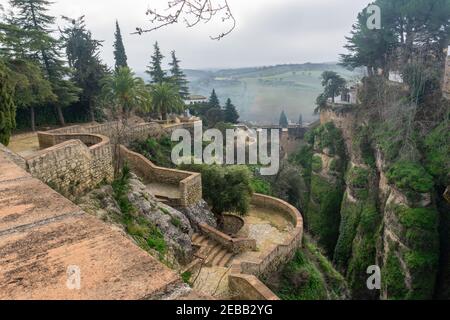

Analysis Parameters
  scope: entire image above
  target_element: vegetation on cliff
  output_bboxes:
[266,237,348,300]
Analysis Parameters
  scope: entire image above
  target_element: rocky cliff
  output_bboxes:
[302,101,449,300]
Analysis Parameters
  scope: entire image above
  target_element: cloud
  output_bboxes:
[5,0,371,70]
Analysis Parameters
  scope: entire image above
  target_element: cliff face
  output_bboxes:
[304,105,448,300]
[305,122,346,257]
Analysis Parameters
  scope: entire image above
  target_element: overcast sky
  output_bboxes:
[3,0,372,70]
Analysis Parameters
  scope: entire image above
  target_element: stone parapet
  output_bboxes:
[119,145,202,207]
[228,193,303,300]
[198,223,257,254]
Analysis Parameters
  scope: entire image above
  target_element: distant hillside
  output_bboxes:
[183,63,362,125]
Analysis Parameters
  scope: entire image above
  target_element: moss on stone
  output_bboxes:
[312,155,323,173]
[382,250,408,300]
[386,161,434,194]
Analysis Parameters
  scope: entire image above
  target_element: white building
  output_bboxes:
[184,95,207,105]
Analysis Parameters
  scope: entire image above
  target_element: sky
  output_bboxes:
[2,0,372,71]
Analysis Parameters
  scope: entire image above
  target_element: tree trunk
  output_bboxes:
[89,100,95,122]
[56,105,65,126]
[30,106,36,132]
[161,110,167,121]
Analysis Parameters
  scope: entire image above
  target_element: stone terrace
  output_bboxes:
[0,153,183,300]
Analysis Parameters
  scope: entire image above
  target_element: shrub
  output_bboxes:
[181,271,192,285]
[386,161,434,193]
[311,156,323,172]
[250,177,272,195]
[347,167,369,189]
[277,250,328,300]
[179,164,253,216]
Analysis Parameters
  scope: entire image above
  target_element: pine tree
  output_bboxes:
[279,110,288,128]
[9,0,79,126]
[224,98,239,124]
[208,89,220,109]
[0,61,16,146]
[113,20,128,70]
[169,50,189,99]
[146,41,166,84]
[62,16,108,122]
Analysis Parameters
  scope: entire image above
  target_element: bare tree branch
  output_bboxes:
[133,0,235,40]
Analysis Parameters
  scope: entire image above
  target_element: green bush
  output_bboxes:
[277,250,328,300]
[313,122,345,156]
[312,156,323,172]
[250,177,272,195]
[396,207,438,232]
[181,271,192,285]
[386,161,434,193]
[347,167,369,189]
[130,136,176,168]
[424,121,450,185]
[179,164,253,215]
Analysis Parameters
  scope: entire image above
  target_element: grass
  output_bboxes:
[113,165,168,258]
[181,271,192,285]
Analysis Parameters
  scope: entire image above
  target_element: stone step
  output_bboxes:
[217,252,234,267]
[205,244,223,266]
[192,233,203,243]
[210,248,229,267]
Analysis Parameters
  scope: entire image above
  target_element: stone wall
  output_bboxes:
[0,153,184,300]
[198,223,257,254]
[119,145,202,207]
[38,121,163,148]
[229,193,303,300]
[29,133,113,198]
[0,143,26,170]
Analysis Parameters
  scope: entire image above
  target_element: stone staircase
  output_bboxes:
[192,233,234,267]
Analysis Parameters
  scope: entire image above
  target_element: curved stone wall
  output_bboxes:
[30,132,113,198]
[229,193,303,300]
[119,145,202,207]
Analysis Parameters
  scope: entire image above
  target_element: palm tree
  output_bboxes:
[101,66,151,120]
[150,82,184,120]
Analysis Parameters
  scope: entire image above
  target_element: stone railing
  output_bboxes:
[229,193,303,300]
[198,223,257,254]
[119,145,202,207]
[38,121,162,148]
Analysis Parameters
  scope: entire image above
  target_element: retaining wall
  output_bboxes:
[229,193,303,300]
[30,133,113,198]
[119,145,202,207]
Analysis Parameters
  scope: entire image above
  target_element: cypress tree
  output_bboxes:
[0,61,16,146]
[169,50,189,99]
[279,110,288,128]
[146,41,166,84]
[208,89,220,109]
[224,98,239,124]
[298,113,303,126]
[113,20,128,70]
